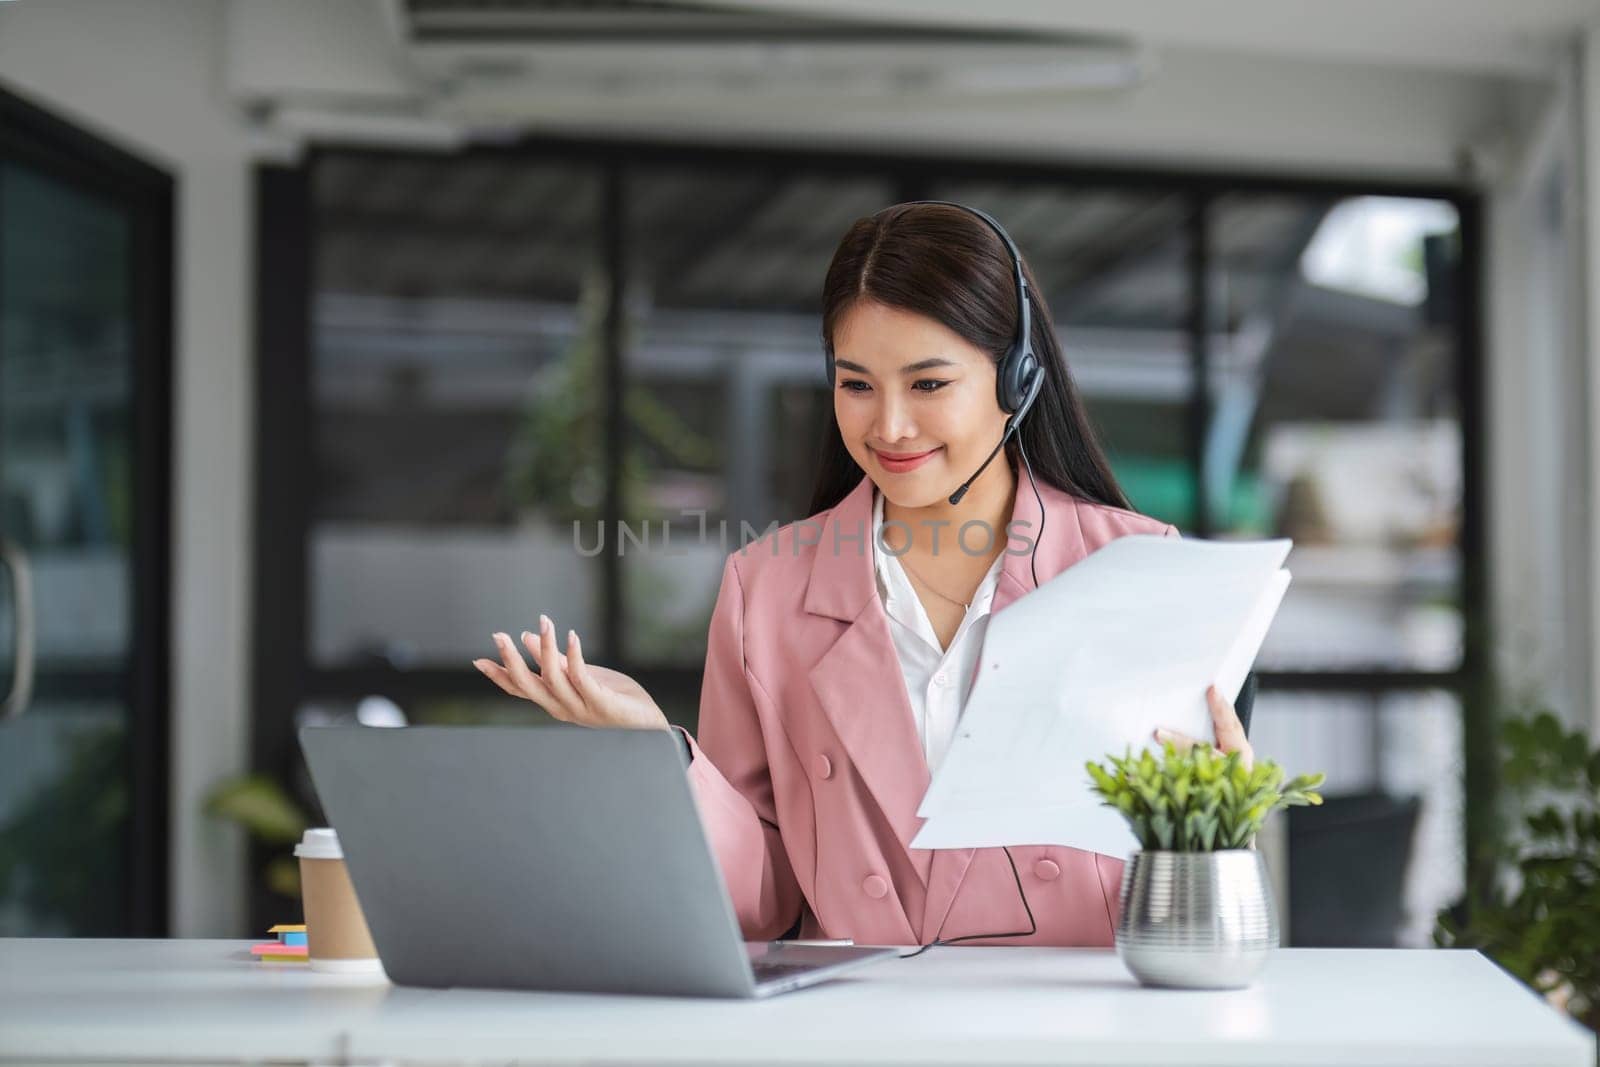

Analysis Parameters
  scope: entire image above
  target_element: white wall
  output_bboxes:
[1484,65,1592,732]
[0,0,256,936]
[1584,21,1600,739]
[1475,17,1600,742]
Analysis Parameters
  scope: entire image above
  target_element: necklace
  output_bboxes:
[893,550,975,611]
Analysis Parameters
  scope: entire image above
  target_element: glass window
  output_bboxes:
[0,162,141,935]
[1206,194,1464,671]
[618,169,892,667]
[308,154,606,667]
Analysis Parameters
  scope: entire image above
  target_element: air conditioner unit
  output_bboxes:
[401,0,1152,112]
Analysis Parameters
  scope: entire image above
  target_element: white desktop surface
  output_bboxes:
[1,939,1594,1066]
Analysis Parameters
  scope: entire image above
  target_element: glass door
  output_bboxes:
[0,89,172,936]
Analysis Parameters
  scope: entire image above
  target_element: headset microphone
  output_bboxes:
[946,368,1043,506]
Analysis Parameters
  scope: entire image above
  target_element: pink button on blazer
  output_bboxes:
[678,471,1177,947]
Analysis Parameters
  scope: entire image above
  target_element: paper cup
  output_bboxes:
[295,828,384,974]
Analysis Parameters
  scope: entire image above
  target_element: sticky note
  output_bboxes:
[251,942,308,958]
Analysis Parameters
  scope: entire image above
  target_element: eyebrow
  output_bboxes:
[831,357,960,376]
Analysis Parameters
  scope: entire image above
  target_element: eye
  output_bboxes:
[913,379,951,393]
[838,379,869,393]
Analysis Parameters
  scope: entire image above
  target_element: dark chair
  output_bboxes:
[1286,790,1423,947]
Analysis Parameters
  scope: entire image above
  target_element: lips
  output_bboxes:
[874,446,941,472]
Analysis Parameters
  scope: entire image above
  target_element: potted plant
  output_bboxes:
[1434,710,1600,1033]
[1087,741,1325,989]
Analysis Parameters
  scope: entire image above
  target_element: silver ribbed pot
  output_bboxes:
[1115,849,1278,989]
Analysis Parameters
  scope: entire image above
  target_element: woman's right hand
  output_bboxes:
[473,614,670,732]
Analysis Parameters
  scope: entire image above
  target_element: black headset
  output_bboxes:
[828,200,1046,507]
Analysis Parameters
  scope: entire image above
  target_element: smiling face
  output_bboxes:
[830,300,1011,509]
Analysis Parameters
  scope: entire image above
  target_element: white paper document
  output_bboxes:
[911,535,1292,857]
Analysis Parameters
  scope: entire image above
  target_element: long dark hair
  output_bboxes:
[807,202,1131,517]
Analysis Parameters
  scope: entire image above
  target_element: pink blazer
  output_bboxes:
[678,472,1177,947]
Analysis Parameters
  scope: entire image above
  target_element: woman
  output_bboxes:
[473,202,1253,948]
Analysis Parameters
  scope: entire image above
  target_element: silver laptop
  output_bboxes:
[297,723,896,998]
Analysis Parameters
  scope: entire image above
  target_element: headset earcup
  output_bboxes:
[997,344,1037,414]
[1015,358,1043,422]
[995,346,1018,414]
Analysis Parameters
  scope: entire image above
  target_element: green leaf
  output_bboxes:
[1086,743,1330,858]
[1526,807,1567,840]
[1561,732,1591,780]
[265,855,302,899]
[1533,712,1564,749]
[202,774,309,845]
[1434,709,1600,1033]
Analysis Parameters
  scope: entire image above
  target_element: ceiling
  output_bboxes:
[224,0,1569,180]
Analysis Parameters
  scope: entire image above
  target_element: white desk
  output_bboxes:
[2,939,1593,1066]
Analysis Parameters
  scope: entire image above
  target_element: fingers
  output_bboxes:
[473,619,611,727]
[482,631,569,719]
[1207,684,1254,770]
[1152,689,1254,769]
[472,659,522,699]
[1153,727,1195,750]
[565,629,604,706]
[536,615,586,714]
[520,625,543,669]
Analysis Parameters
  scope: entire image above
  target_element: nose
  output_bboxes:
[872,391,917,445]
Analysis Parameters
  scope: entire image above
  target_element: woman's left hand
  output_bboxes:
[1153,685,1253,772]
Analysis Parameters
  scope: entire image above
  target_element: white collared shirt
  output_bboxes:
[871,488,1007,775]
